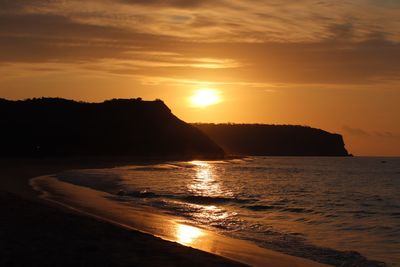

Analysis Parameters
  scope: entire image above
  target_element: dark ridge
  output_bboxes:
[193,123,350,156]
[0,98,224,159]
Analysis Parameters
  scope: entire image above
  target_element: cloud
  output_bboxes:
[119,0,220,8]
[328,23,355,41]
[0,13,172,63]
[1,0,400,42]
[343,125,370,137]
[0,0,34,11]
[374,131,400,139]
[0,0,400,85]
[343,125,400,139]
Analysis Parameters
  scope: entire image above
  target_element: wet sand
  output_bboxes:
[1,158,330,267]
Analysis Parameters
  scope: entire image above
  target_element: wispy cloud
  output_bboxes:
[119,0,222,8]
[343,125,400,139]
[343,125,371,137]
[131,75,280,89]
[3,0,398,42]
[0,0,399,86]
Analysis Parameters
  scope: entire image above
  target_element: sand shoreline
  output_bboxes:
[1,158,330,267]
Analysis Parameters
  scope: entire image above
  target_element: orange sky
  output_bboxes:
[0,0,399,156]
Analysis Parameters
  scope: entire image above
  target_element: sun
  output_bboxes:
[190,88,221,108]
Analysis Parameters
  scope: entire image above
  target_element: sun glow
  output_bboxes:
[190,88,221,108]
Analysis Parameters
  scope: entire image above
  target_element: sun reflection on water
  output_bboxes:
[188,161,223,196]
[175,224,204,245]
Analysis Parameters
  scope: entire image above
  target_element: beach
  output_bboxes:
[0,158,330,267]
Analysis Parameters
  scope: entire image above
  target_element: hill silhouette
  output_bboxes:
[193,123,350,156]
[0,98,224,159]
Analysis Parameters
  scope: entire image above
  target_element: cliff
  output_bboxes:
[0,98,224,159]
[193,123,350,156]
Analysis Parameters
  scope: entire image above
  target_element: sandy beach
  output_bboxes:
[1,158,330,267]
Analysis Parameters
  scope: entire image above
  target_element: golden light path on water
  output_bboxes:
[188,160,223,196]
[173,161,231,246]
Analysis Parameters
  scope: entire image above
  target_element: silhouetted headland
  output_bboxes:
[0,98,350,158]
[193,123,350,156]
[0,98,224,159]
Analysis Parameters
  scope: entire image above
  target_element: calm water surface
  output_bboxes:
[57,157,400,266]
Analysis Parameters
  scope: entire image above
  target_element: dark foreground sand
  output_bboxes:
[1,158,245,267]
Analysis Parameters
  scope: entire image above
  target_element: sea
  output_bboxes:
[36,157,400,266]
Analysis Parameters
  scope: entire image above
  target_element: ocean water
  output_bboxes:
[55,157,400,266]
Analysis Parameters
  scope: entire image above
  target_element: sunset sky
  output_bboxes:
[1,0,399,156]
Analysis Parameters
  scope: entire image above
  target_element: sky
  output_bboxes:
[0,0,399,156]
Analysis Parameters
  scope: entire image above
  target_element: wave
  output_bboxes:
[226,158,253,164]
[282,207,314,213]
[125,164,189,171]
[121,160,236,171]
[182,195,253,205]
[117,190,256,205]
[233,165,304,174]
[242,204,315,214]
[243,205,277,211]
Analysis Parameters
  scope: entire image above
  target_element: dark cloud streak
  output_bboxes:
[119,0,221,8]
[343,125,400,140]
[343,125,370,137]
[0,13,176,62]
[0,0,58,12]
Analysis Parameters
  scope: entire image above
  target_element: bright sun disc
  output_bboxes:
[190,89,221,108]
